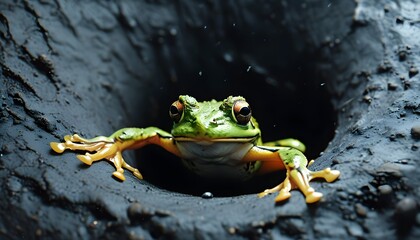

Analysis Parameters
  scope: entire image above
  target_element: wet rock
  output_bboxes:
[376,163,403,178]
[411,126,420,139]
[378,185,393,206]
[346,223,364,238]
[355,203,368,218]
[378,185,393,196]
[377,61,392,73]
[394,197,418,232]
[7,177,23,193]
[2,0,420,239]
[127,203,154,222]
[337,191,349,200]
[127,203,171,223]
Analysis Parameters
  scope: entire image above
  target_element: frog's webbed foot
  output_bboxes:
[50,134,143,181]
[259,149,340,203]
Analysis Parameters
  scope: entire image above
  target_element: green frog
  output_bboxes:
[50,95,340,203]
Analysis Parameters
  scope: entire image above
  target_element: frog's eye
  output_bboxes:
[233,100,252,125]
[169,100,184,123]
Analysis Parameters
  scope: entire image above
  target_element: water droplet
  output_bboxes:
[320,83,326,86]
[169,28,177,36]
[246,66,252,72]
[198,71,202,76]
[223,53,233,62]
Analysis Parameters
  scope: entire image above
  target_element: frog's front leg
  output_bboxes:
[244,147,340,203]
[50,127,180,181]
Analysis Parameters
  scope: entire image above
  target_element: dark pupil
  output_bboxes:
[239,107,250,116]
[170,105,179,115]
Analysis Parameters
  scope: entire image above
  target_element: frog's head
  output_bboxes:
[170,95,261,142]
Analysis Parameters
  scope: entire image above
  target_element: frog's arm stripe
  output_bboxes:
[173,134,260,142]
[255,146,280,152]
[157,133,172,139]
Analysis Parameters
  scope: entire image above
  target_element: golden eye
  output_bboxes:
[169,100,184,123]
[233,100,252,125]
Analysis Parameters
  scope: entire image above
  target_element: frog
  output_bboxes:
[50,95,340,203]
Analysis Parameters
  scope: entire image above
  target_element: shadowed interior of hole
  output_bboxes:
[127,14,337,196]
[132,55,337,197]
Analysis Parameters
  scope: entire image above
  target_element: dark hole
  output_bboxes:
[129,17,337,197]
[133,61,336,197]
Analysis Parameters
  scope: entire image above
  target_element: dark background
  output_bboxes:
[1,0,419,239]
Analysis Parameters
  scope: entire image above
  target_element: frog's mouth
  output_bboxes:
[173,135,259,143]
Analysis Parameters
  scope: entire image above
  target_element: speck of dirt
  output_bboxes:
[363,95,372,103]
[408,67,418,78]
[396,16,404,24]
[387,82,398,90]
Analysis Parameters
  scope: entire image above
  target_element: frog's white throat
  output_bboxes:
[175,139,256,180]
[175,140,254,161]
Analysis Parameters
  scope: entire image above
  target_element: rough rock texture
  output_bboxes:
[1,0,419,239]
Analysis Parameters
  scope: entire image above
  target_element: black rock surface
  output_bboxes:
[1,0,419,239]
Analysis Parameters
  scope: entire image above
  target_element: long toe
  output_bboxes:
[275,190,291,203]
[77,155,93,165]
[326,169,340,182]
[133,170,143,180]
[64,135,72,142]
[305,192,323,203]
[258,190,270,198]
[112,171,126,181]
[50,142,66,153]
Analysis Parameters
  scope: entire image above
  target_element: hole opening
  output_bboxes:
[132,57,336,197]
[127,14,337,197]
